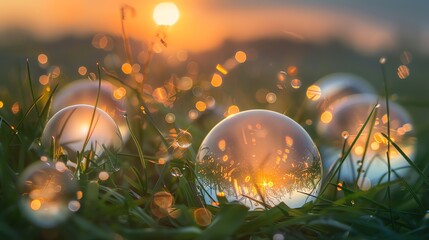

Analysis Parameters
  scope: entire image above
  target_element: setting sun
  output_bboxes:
[153,2,179,26]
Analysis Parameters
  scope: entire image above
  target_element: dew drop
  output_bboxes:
[341,131,349,139]
[170,167,183,177]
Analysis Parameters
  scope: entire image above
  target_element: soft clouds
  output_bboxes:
[0,0,427,53]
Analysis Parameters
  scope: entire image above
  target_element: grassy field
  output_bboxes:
[0,31,429,240]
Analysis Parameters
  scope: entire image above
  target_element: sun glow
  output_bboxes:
[153,2,180,26]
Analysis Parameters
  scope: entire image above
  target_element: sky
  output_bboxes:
[0,0,428,54]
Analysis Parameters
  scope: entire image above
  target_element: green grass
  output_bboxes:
[0,59,428,240]
[0,15,429,238]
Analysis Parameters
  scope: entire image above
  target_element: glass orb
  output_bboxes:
[317,94,416,187]
[176,129,192,149]
[196,110,322,209]
[312,73,376,112]
[18,161,80,228]
[41,104,123,159]
[51,79,130,142]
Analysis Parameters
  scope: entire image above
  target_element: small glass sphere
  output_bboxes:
[317,94,417,187]
[196,110,322,209]
[170,167,183,177]
[176,130,192,149]
[311,73,376,113]
[41,104,123,160]
[18,161,80,228]
[51,79,131,142]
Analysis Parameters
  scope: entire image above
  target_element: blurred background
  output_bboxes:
[0,0,428,150]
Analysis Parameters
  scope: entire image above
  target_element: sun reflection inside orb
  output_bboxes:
[196,110,322,209]
[51,79,131,142]
[41,104,123,160]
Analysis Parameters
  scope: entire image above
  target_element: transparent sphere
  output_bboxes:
[170,167,183,177]
[51,79,130,142]
[41,104,123,159]
[312,73,376,112]
[176,129,192,149]
[317,94,417,188]
[196,110,322,209]
[18,161,80,228]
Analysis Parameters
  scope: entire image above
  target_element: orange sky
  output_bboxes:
[0,0,428,53]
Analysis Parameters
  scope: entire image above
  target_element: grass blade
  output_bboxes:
[77,64,102,174]
[381,132,429,186]
[125,114,147,194]
[320,103,379,196]
[26,59,40,116]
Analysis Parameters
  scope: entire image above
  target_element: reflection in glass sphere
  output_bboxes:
[317,94,416,188]
[41,104,123,159]
[51,79,130,142]
[312,73,376,113]
[196,110,322,209]
[176,129,192,149]
[18,161,80,228]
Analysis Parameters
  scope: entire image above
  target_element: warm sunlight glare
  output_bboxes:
[153,2,180,26]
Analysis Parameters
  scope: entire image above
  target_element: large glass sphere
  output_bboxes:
[311,73,376,113]
[51,79,130,142]
[317,94,416,188]
[196,110,322,209]
[18,161,80,228]
[41,104,123,159]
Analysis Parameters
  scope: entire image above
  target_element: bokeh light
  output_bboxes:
[12,102,20,114]
[196,110,322,209]
[196,101,207,112]
[235,51,247,63]
[211,73,223,87]
[38,53,48,65]
[165,113,176,123]
[290,79,301,89]
[306,85,321,101]
[193,208,212,226]
[397,65,410,79]
[227,105,240,116]
[150,191,174,218]
[175,76,193,91]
